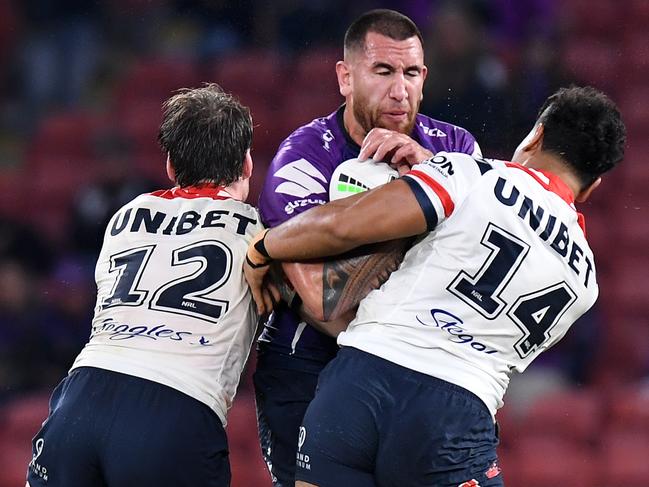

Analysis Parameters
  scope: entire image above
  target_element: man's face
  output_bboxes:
[345,32,427,136]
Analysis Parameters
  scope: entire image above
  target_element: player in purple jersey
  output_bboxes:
[253,9,481,486]
[246,86,626,487]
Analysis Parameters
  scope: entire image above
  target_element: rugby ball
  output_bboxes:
[329,158,399,201]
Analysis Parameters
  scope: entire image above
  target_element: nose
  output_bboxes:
[389,73,407,102]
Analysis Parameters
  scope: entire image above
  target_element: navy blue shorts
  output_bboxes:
[296,347,504,487]
[253,350,322,487]
[27,367,230,487]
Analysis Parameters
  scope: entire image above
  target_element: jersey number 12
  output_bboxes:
[101,240,232,323]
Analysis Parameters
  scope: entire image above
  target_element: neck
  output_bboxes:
[222,178,249,201]
[520,152,581,200]
[343,103,366,146]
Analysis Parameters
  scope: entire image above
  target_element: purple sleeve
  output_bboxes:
[451,126,482,157]
[258,126,334,227]
[414,115,482,157]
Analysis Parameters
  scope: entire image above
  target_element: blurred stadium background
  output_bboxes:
[0,0,647,485]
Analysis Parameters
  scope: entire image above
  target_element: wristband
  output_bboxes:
[254,230,271,259]
[246,229,272,268]
[245,253,270,269]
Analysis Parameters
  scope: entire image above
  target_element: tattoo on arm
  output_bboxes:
[322,238,413,321]
[270,263,297,305]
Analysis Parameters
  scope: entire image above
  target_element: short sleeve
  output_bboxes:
[258,129,334,227]
[402,152,489,231]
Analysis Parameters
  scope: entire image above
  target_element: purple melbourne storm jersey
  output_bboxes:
[257,106,481,369]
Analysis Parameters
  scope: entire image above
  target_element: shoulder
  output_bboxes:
[259,111,344,220]
[272,111,342,168]
[414,114,474,138]
[413,114,480,156]
[410,152,503,189]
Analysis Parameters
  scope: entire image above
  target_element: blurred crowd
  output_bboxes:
[0,0,646,417]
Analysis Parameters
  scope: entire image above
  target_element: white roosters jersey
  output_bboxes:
[71,185,263,425]
[338,152,598,417]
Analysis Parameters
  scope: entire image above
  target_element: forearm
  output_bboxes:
[263,179,426,261]
[265,200,360,261]
[244,179,426,316]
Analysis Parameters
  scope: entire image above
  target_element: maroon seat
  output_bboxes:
[599,429,649,487]
[606,385,649,434]
[514,436,599,487]
[114,58,201,107]
[210,49,285,102]
[519,389,603,444]
[561,0,623,39]
[561,38,621,91]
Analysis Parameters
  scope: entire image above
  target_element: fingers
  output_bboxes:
[394,162,411,176]
[245,264,267,314]
[244,259,283,316]
[261,287,274,316]
[358,128,391,161]
[267,281,281,304]
[359,128,432,166]
[256,279,281,318]
[391,144,433,167]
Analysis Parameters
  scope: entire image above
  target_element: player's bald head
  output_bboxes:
[344,9,423,60]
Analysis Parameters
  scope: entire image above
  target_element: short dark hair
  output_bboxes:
[158,83,252,187]
[344,9,423,57]
[537,86,626,189]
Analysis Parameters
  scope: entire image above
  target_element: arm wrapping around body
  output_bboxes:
[272,238,412,336]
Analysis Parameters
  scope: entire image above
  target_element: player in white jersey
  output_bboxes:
[27,84,264,487]
[244,86,626,487]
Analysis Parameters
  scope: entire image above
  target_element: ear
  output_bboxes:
[336,60,352,98]
[576,177,601,203]
[166,154,176,183]
[523,123,544,154]
[241,150,253,180]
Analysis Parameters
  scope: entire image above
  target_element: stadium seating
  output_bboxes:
[292,47,341,95]
[606,385,649,434]
[209,49,286,103]
[561,38,621,92]
[0,392,50,487]
[113,58,202,108]
[518,388,603,444]
[513,436,599,487]
[562,0,623,39]
[599,430,649,486]
[226,390,272,487]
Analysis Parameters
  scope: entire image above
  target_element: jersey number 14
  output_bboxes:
[449,223,577,358]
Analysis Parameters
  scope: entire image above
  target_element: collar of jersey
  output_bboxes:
[150,184,231,200]
[505,162,575,206]
[336,105,361,152]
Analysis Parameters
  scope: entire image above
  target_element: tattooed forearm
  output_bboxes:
[322,238,413,321]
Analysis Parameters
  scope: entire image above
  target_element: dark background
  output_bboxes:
[0,1,647,485]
